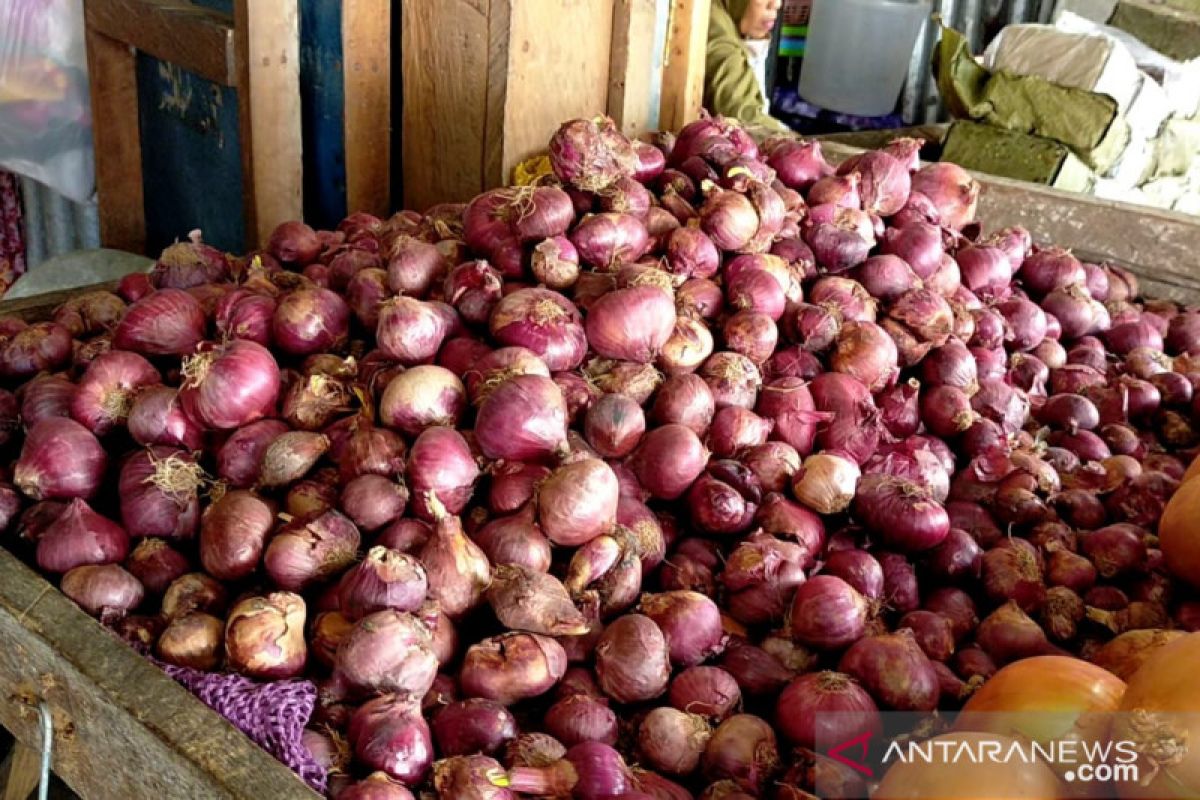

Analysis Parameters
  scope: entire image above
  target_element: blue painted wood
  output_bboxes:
[136,55,244,253]
[300,0,348,229]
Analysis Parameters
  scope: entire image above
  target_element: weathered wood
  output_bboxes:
[401,0,491,211]
[608,0,660,138]
[821,140,1200,305]
[659,0,710,133]
[403,0,617,208]
[3,741,41,800]
[497,0,616,183]
[233,0,304,249]
[343,0,393,218]
[83,0,236,86]
[83,30,145,254]
[0,282,120,324]
[0,549,318,800]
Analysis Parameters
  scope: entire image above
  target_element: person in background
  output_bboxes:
[705,0,790,135]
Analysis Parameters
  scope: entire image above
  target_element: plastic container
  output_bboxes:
[798,0,932,117]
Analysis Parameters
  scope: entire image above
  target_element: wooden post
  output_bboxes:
[608,0,660,137]
[659,0,710,132]
[2,742,41,800]
[402,0,616,211]
[233,0,304,249]
[343,0,393,218]
[82,28,145,253]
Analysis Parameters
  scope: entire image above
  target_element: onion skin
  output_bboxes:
[15,418,108,501]
[224,591,307,679]
[264,509,360,592]
[156,611,224,670]
[37,498,129,574]
[460,632,567,706]
[596,614,671,704]
[338,546,428,619]
[112,290,206,356]
[61,563,144,619]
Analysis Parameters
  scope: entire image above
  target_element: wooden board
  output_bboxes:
[822,140,1200,304]
[83,30,145,254]
[234,0,304,248]
[0,547,318,800]
[342,0,393,219]
[400,0,492,211]
[402,0,617,209]
[659,0,710,133]
[84,0,236,85]
[495,0,616,183]
[608,0,660,138]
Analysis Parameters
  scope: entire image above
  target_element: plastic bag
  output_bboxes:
[0,0,94,203]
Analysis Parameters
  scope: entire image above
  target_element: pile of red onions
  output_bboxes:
[3,112,1198,800]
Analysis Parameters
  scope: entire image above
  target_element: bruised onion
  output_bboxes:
[264,509,360,591]
[461,632,567,705]
[224,591,307,679]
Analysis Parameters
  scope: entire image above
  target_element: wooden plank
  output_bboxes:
[401,0,491,210]
[0,282,120,324]
[822,140,1200,304]
[3,742,41,800]
[481,0,514,190]
[497,0,617,184]
[342,0,393,218]
[83,30,146,254]
[233,0,304,249]
[608,0,659,138]
[84,0,236,86]
[659,0,710,133]
[0,549,317,800]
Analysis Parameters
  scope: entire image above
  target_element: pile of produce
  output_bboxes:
[2,114,1200,799]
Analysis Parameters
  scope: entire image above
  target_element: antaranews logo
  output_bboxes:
[811,711,1185,799]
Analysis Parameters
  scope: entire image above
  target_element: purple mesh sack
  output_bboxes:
[115,628,327,793]
[157,659,327,793]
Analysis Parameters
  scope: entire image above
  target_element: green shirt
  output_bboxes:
[705,0,791,135]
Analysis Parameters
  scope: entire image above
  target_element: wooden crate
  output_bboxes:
[0,285,318,800]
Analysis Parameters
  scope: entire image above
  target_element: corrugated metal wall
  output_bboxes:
[19,178,99,271]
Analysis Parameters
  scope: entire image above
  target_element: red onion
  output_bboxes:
[809,173,861,208]
[821,549,884,600]
[853,255,921,303]
[264,509,360,591]
[386,237,444,296]
[36,498,128,574]
[788,573,870,652]
[19,374,75,430]
[880,220,942,279]
[487,563,588,636]
[14,417,107,501]
[61,563,144,619]
[853,475,949,551]
[178,340,279,430]
[976,601,1061,663]
[430,701,518,763]
[586,286,676,363]
[910,163,978,230]
[775,671,880,750]
[629,423,708,500]
[701,714,779,794]
[340,773,415,800]
[124,387,203,450]
[349,694,433,786]
[54,290,126,337]
[339,609,438,696]
[666,227,720,280]
[268,220,322,264]
[378,365,464,436]
[768,139,832,190]
[125,538,189,595]
[639,590,724,667]
[490,289,587,372]
[530,235,581,291]
[838,630,938,711]
[595,614,671,703]
[572,213,651,269]
[461,632,567,705]
[112,289,206,356]
[224,591,306,678]
[536,457,618,547]
[550,117,637,191]
[475,375,567,461]
[199,489,273,581]
[545,694,619,748]
[214,290,275,347]
[64,350,161,436]
[838,150,910,215]
[118,447,202,539]
[377,298,457,365]
[688,462,759,536]
[831,321,897,391]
